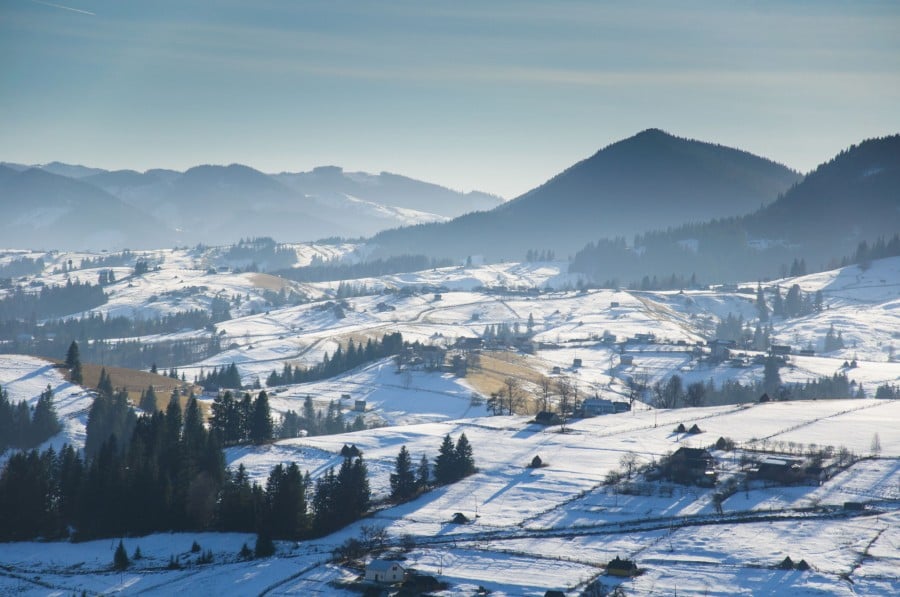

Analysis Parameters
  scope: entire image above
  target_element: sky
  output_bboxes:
[2,0,899,199]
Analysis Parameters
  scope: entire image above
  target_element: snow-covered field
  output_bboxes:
[0,248,898,595]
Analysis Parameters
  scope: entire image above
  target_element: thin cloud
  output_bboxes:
[28,0,95,16]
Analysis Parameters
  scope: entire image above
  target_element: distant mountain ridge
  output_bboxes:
[568,133,900,285]
[369,129,801,261]
[0,166,170,250]
[0,161,503,249]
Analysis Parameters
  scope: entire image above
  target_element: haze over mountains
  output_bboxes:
[0,161,503,250]
[3,128,898,289]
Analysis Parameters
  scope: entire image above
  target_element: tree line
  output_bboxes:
[0,279,107,322]
[266,332,404,386]
[275,254,452,284]
[0,400,479,545]
[0,384,61,454]
[0,308,228,344]
[649,370,865,408]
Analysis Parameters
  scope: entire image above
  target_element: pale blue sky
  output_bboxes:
[2,0,898,198]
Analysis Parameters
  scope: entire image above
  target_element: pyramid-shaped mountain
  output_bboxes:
[370,129,800,260]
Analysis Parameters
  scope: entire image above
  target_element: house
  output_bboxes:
[365,560,406,584]
[664,447,716,486]
[551,366,562,375]
[619,354,634,366]
[769,344,792,356]
[606,556,639,577]
[600,332,617,344]
[610,301,620,308]
[534,411,561,425]
[632,332,655,343]
[752,456,804,484]
[582,398,616,416]
[582,398,629,416]
[354,399,367,412]
[572,357,583,368]
[455,337,484,351]
[708,339,736,361]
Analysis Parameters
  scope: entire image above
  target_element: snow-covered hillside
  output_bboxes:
[1,396,897,595]
[0,248,898,595]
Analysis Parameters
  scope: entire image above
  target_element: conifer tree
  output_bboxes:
[416,453,430,489]
[139,385,158,412]
[31,385,61,445]
[434,434,458,485]
[389,445,416,502]
[113,540,130,570]
[454,433,476,478]
[250,391,273,444]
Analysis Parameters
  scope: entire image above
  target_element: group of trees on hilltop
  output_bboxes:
[650,371,865,408]
[199,363,242,390]
[275,254,452,284]
[0,279,107,322]
[223,237,298,271]
[0,256,45,279]
[0,309,228,345]
[0,385,375,543]
[266,333,404,386]
[208,390,275,445]
[0,384,61,454]
[390,434,477,503]
[278,395,368,439]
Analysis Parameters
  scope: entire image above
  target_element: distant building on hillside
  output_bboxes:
[663,447,716,486]
[365,560,406,584]
[582,398,630,416]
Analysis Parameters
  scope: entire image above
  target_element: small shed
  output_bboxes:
[365,559,406,584]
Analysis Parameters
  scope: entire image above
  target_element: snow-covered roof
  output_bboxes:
[367,559,404,573]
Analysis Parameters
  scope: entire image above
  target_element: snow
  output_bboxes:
[0,249,899,594]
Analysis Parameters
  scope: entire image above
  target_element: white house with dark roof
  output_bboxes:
[365,559,406,584]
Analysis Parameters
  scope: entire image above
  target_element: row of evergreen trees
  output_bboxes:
[0,384,61,454]
[199,363,243,390]
[0,279,107,322]
[266,333,404,386]
[687,372,865,406]
[0,308,227,344]
[208,390,274,445]
[276,255,452,283]
[390,434,476,502]
[279,395,368,439]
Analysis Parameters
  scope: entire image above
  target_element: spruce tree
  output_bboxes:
[389,445,416,502]
[139,385,157,412]
[454,433,476,478]
[416,453,430,489]
[65,341,80,369]
[434,434,458,485]
[113,540,130,570]
[250,391,273,444]
[31,385,61,445]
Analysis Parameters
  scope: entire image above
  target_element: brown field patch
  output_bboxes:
[465,351,547,413]
[248,273,293,291]
[55,359,202,413]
